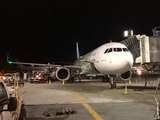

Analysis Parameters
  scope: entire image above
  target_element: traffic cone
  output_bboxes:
[129,79,131,84]
[135,78,137,83]
[124,85,128,95]
[49,80,51,84]
[63,80,65,85]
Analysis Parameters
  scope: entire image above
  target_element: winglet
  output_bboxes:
[7,53,9,62]
[7,53,12,64]
[76,42,80,59]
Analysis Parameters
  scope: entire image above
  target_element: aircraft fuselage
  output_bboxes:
[74,42,133,75]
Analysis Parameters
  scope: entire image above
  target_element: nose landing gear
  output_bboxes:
[108,75,116,89]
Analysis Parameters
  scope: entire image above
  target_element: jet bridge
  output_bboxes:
[121,28,160,120]
[120,28,160,71]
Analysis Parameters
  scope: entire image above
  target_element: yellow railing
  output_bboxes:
[4,73,21,120]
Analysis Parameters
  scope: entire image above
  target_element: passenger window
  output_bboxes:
[108,48,112,53]
[0,83,8,102]
[104,49,109,54]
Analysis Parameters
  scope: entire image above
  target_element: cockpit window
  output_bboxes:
[117,48,122,51]
[104,48,129,53]
[104,48,112,53]
[114,48,122,52]
[122,48,129,52]
[108,48,112,53]
[104,48,109,54]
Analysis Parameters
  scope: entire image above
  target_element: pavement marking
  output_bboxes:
[115,89,124,93]
[74,91,103,120]
[53,86,65,90]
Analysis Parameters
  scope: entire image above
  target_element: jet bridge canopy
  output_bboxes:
[120,36,140,61]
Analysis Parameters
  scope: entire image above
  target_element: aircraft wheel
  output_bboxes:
[71,77,74,82]
[9,77,14,82]
[18,105,26,120]
[109,84,113,89]
[102,77,105,82]
[113,82,116,88]
[17,76,20,81]
[106,76,109,82]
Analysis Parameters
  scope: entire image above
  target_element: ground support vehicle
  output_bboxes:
[0,73,25,120]
[29,73,47,83]
[29,72,56,83]
[1,73,20,83]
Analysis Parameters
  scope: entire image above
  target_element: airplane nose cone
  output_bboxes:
[102,52,133,74]
[97,51,133,74]
[120,52,133,72]
[109,52,133,73]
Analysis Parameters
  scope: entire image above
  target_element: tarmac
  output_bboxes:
[23,74,160,120]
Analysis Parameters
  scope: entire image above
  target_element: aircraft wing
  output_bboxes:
[7,53,61,67]
[80,60,94,64]
[9,61,62,67]
[64,65,82,70]
[9,61,82,69]
[7,53,82,70]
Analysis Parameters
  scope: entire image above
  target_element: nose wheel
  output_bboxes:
[108,76,116,89]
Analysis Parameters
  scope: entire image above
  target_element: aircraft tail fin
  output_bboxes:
[76,42,80,59]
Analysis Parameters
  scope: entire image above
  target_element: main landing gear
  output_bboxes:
[108,75,116,89]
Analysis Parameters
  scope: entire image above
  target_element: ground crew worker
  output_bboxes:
[79,74,81,83]
[48,74,50,83]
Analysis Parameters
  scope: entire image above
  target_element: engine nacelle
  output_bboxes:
[56,67,70,81]
[119,70,132,81]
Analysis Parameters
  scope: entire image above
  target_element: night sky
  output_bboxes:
[0,1,160,70]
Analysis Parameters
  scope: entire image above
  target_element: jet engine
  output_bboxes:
[55,67,70,81]
[119,70,132,81]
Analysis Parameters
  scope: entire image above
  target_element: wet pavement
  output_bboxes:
[23,74,160,120]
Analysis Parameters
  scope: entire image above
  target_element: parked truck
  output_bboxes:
[0,73,25,120]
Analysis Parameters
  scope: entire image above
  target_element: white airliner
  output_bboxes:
[7,42,133,89]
